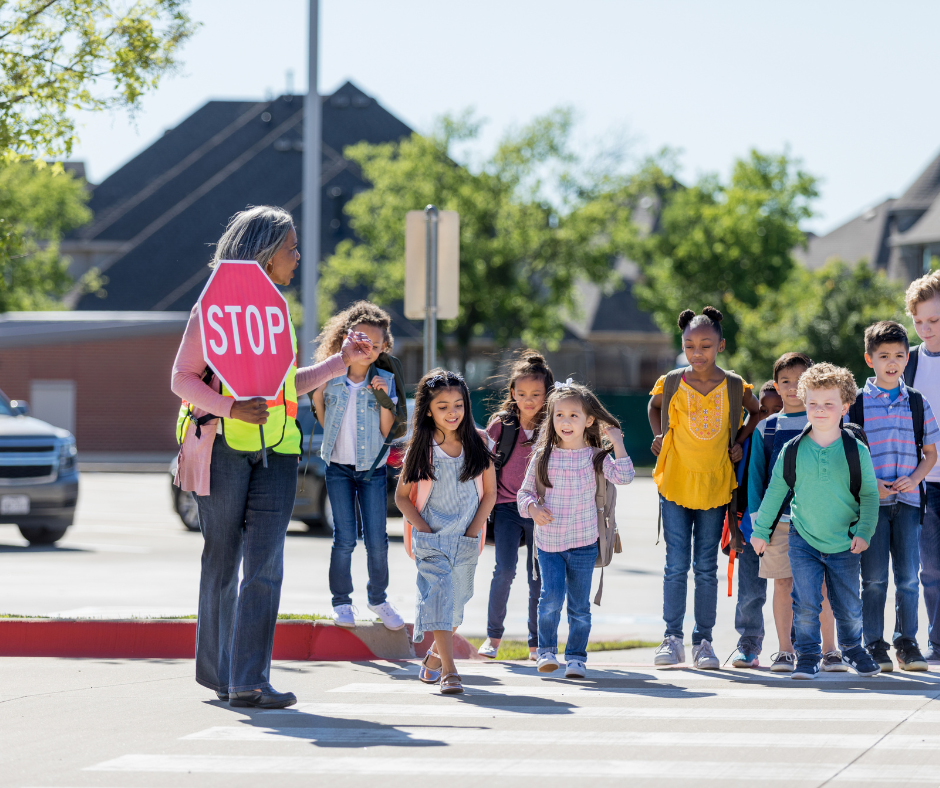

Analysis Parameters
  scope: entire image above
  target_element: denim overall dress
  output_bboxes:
[412,446,481,643]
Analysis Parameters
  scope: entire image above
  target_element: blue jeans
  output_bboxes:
[326,463,389,608]
[536,542,598,660]
[862,502,922,647]
[660,497,725,645]
[921,483,940,649]
[194,438,298,693]
[789,527,863,659]
[486,503,541,647]
[734,541,766,654]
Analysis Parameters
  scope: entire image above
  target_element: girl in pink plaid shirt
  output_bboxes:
[517,381,635,677]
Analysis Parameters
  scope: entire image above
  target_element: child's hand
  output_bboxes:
[892,476,915,493]
[876,479,895,499]
[729,443,744,463]
[651,434,664,456]
[850,536,869,554]
[750,536,767,557]
[370,376,389,394]
[464,524,482,538]
[340,331,373,365]
[528,502,553,526]
[604,425,625,446]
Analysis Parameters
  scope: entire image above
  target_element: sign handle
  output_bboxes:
[259,425,268,468]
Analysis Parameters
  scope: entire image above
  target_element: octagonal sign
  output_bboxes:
[196,260,294,401]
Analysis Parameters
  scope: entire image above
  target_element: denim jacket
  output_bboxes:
[320,369,395,470]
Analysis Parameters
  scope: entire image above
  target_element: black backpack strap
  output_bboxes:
[841,428,863,537]
[770,424,809,531]
[492,412,520,471]
[848,390,865,429]
[908,387,928,522]
[905,345,921,387]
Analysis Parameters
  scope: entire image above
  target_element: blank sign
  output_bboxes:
[404,210,460,320]
[29,380,76,434]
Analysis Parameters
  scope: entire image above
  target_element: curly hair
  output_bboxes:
[488,350,555,436]
[315,300,393,362]
[796,362,857,406]
[905,271,940,316]
[678,306,724,340]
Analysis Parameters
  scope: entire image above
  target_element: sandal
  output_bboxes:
[478,638,499,659]
[440,672,463,695]
[419,649,442,684]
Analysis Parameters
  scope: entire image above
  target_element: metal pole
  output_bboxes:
[301,0,321,363]
[424,204,439,371]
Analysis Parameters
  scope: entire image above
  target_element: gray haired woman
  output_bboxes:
[171,206,372,708]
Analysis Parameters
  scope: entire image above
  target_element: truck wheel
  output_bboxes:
[18,523,69,545]
[173,486,201,532]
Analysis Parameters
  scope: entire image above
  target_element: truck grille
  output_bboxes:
[0,465,54,479]
[0,445,55,453]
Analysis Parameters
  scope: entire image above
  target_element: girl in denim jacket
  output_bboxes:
[313,302,403,631]
[396,370,497,695]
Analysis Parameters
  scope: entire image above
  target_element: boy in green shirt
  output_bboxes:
[751,363,882,679]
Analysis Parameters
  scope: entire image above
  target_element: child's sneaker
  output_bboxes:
[729,648,759,668]
[866,642,893,673]
[842,645,882,677]
[367,601,404,631]
[536,652,562,673]
[924,642,940,663]
[477,638,499,659]
[332,604,356,628]
[692,640,719,670]
[791,655,820,680]
[896,639,929,672]
[564,659,587,678]
[770,651,796,673]
[653,635,685,667]
[821,650,849,672]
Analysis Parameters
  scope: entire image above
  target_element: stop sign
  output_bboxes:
[196,260,294,401]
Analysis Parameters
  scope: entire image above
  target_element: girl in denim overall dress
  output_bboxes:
[313,301,404,631]
[396,369,496,695]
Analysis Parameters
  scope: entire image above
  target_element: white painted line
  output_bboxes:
[328,682,940,701]
[181,726,940,751]
[265,702,940,722]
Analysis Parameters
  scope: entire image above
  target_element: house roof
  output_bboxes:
[795,198,894,270]
[893,196,940,247]
[894,149,940,212]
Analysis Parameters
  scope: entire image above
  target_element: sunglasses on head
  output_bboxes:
[426,371,465,388]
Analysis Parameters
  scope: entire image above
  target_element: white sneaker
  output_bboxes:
[653,635,686,666]
[332,604,356,628]
[536,652,562,673]
[565,659,587,678]
[692,640,720,670]
[367,601,404,631]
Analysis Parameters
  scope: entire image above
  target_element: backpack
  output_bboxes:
[535,448,621,606]
[905,345,922,387]
[770,422,869,539]
[847,386,927,522]
[657,367,746,548]
[720,434,751,597]
[484,411,523,546]
[363,352,409,481]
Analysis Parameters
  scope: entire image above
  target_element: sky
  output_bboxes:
[70,0,940,235]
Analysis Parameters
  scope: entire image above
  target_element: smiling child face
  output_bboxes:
[553,397,594,446]
[428,387,465,434]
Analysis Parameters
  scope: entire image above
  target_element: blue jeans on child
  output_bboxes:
[536,542,598,660]
[660,497,725,645]
[862,502,922,648]
[734,541,766,655]
[921,483,940,651]
[486,503,540,647]
[789,527,863,659]
[326,463,389,608]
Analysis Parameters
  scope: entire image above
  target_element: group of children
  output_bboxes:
[314,268,940,694]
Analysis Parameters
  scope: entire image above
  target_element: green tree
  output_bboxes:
[0,161,91,310]
[730,259,910,385]
[318,108,633,369]
[627,150,819,354]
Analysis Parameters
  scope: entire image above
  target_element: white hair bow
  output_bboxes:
[553,377,575,391]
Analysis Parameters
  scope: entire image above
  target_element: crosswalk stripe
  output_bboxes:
[84,754,940,782]
[181,726,940,750]
[265,701,940,722]
[328,682,940,700]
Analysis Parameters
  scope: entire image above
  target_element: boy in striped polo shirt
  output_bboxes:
[856,321,939,671]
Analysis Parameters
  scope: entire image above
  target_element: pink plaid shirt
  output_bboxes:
[517,447,635,552]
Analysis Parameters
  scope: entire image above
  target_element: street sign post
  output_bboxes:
[404,206,459,371]
[196,260,295,467]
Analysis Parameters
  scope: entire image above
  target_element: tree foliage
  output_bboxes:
[0,161,91,310]
[0,0,197,160]
[319,108,634,365]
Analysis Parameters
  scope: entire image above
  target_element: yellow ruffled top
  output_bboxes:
[651,374,753,511]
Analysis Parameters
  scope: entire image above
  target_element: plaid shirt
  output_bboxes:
[852,377,939,508]
[517,447,634,552]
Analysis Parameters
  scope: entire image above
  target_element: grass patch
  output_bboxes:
[465,637,659,661]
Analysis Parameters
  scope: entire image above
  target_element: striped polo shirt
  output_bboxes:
[853,377,939,508]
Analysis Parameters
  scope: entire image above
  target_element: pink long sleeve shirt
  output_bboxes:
[171,305,346,496]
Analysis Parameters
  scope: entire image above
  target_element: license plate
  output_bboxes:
[0,495,30,515]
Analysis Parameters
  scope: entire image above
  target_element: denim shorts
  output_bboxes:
[412,531,480,643]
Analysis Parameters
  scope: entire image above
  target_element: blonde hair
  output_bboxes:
[314,300,393,362]
[797,362,857,406]
[905,271,940,316]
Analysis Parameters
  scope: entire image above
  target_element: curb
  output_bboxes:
[0,619,480,661]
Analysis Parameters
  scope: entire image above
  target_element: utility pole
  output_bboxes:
[424,205,439,371]
[301,0,321,362]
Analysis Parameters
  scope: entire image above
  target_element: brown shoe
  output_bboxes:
[440,673,463,695]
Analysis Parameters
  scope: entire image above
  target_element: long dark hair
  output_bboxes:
[532,380,621,489]
[402,368,493,484]
[488,350,554,440]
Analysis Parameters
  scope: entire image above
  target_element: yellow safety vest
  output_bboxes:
[177,320,302,455]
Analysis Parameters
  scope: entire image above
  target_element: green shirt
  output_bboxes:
[753,432,879,553]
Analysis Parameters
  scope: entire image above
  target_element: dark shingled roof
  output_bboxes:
[796,198,894,270]
[894,150,940,211]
